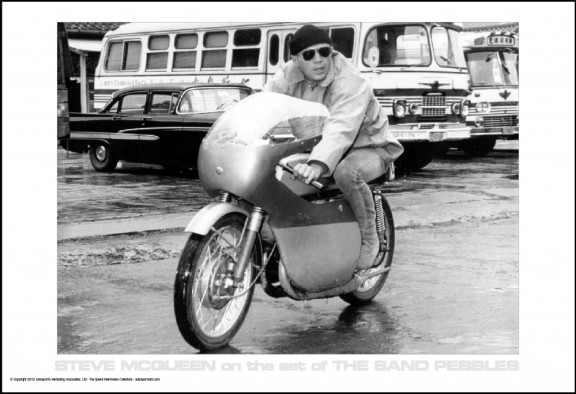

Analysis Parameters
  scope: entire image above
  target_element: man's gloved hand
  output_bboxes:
[292,163,324,185]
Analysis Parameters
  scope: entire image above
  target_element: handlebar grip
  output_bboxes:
[279,162,323,190]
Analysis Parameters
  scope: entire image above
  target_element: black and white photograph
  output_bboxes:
[3,2,574,392]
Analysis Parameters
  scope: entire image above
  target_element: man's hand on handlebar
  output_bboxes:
[292,163,324,185]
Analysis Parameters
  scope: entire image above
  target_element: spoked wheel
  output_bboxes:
[174,214,258,351]
[340,195,395,305]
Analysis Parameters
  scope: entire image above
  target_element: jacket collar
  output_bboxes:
[285,52,338,88]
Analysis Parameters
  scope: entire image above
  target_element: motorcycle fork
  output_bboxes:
[232,206,265,288]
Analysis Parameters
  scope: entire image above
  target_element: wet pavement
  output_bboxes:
[58,217,518,354]
[57,143,519,354]
[57,141,519,238]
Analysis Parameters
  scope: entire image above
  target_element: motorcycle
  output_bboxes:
[174,93,395,351]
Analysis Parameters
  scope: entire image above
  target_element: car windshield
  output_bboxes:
[466,50,519,86]
[204,92,329,146]
[363,24,431,67]
[178,88,251,114]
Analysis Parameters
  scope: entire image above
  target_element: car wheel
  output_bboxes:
[89,143,118,172]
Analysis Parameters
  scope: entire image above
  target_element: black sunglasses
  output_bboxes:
[301,46,331,61]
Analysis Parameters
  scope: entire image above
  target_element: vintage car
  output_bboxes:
[59,83,254,171]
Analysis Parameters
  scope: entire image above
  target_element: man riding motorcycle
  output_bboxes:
[263,24,404,272]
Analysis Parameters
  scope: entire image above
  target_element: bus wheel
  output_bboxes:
[89,143,118,172]
[461,138,497,157]
[395,142,441,173]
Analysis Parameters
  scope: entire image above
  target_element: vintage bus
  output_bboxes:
[94,22,471,170]
[448,31,519,156]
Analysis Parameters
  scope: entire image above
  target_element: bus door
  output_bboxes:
[265,29,296,84]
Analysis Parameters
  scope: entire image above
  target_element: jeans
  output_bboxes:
[333,148,387,269]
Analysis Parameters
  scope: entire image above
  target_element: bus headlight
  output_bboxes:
[474,117,484,127]
[394,100,406,118]
[452,102,461,115]
[408,102,419,114]
[475,102,490,113]
[461,100,470,117]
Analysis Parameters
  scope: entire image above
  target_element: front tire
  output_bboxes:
[89,143,118,172]
[340,195,395,305]
[174,214,257,351]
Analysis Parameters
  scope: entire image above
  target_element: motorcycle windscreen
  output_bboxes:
[204,92,330,146]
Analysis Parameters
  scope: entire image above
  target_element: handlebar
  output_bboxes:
[278,162,323,190]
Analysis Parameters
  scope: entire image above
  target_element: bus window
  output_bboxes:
[202,31,228,69]
[283,33,293,62]
[146,35,169,70]
[174,33,198,70]
[232,29,261,68]
[269,34,279,66]
[363,25,431,67]
[330,27,354,58]
[105,40,142,71]
[234,28,261,45]
[431,26,466,68]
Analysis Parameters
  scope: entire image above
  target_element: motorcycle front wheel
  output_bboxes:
[174,214,257,351]
[340,195,395,305]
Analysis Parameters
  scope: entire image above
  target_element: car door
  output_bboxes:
[138,91,183,164]
[111,91,150,159]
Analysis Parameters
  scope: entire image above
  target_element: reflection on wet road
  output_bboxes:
[58,147,519,224]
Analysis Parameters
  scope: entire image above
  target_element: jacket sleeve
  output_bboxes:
[308,77,371,176]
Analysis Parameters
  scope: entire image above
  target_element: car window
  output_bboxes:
[178,88,251,113]
[119,93,147,114]
[105,100,119,113]
[150,92,179,114]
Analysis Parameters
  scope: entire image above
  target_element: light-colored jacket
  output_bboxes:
[263,51,404,176]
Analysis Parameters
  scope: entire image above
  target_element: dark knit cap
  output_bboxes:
[289,24,332,55]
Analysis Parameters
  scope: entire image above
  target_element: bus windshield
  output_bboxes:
[466,50,519,87]
[363,25,431,67]
[431,26,467,68]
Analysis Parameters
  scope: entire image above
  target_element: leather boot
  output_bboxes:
[333,155,385,272]
[356,222,380,270]
[338,175,380,270]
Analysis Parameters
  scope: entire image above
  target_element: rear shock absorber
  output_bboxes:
[373,191,386,252]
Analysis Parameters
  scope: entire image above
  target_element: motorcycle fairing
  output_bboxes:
[272,221,360,292]
[197,93,362,292]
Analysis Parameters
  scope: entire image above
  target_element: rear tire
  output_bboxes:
[174,214,256,350]
[340,195,395,305]
[89,143,118,172]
